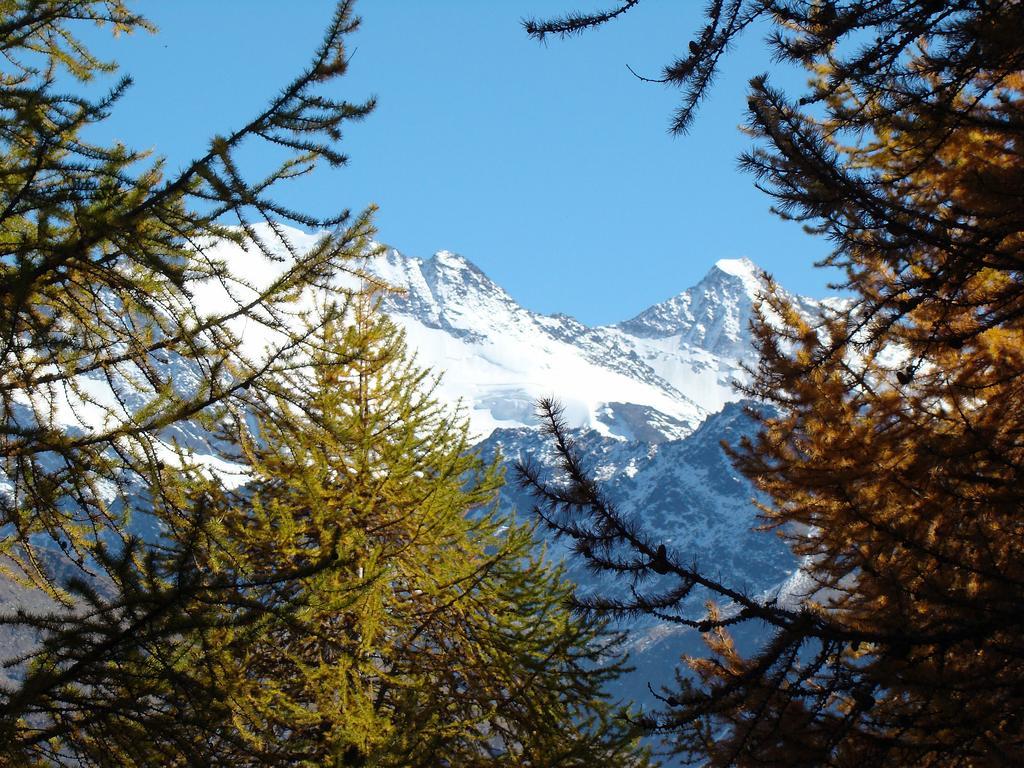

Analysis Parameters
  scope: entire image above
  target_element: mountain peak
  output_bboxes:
[708,257,763,298]
[428,249,472,270]
[371,246,525,349]
[713,256,758,279]
[616,258,766,357]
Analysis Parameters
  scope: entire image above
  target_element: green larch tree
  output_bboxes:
[0,0,374,594]
[0,0,381,760]
[1,3,654,764]
[195,300,652,766]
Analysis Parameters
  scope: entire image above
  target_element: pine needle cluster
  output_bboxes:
[521,1,1024,764]
[0,2,650,764]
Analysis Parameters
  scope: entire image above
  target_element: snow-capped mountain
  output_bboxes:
[371,247,805,442]
[366,244,816,722]
[4,224,821,733]
[476,402,798,711]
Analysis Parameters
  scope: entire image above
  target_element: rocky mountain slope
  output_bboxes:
[367,242,824,717]
[374,246,822,441]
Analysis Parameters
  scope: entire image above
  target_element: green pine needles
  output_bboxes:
[0,2,649,765]
[202,304,648,765]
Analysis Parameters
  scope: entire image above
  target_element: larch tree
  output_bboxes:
[193,302,652,766]
[520,1,1024,765]
[0,2,653,765]
[0,0,380,761]
[0,0,374,591]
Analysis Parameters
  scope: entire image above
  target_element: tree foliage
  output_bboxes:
[0,0,376,759]
[522,1,1024,765]
[201,305,649,766]
[0,2,650,764]
[0,0,374,593]
[5,304,650,765]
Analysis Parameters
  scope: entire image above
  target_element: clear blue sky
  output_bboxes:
[87,1,839,325]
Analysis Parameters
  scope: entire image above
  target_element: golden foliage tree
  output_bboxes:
[521,0,1024,764]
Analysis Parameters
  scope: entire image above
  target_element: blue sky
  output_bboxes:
[87,1,838,325]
